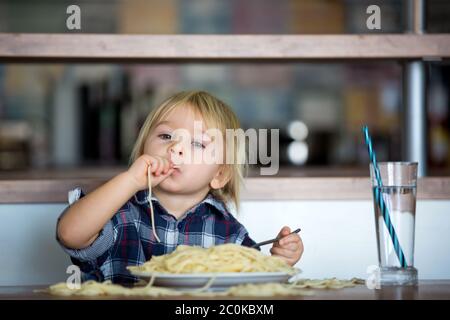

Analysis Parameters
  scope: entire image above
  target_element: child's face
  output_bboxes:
[143,105,229,195]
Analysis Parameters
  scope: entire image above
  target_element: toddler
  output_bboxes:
[56,91,303,284]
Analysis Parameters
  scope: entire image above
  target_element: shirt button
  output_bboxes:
[177,224,182,230]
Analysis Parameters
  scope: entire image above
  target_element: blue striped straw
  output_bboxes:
[363,125,408,268]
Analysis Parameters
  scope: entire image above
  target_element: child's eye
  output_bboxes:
[192,141,205,149]
[158,133,172,140]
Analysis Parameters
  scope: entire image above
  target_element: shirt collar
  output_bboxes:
[132,189,229,217]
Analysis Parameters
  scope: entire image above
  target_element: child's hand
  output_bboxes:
[270,226,304,266]
[127,154,175,191]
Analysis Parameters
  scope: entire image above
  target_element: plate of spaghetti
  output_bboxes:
[127,244,300,290]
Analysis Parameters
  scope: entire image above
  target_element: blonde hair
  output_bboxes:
[130,90,248,213]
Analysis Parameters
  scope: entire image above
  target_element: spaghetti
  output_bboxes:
[126,243,297,274]
[289,277,365,289]
[147,166,160,242]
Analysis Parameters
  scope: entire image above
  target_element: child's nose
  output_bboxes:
[169,141,183,156]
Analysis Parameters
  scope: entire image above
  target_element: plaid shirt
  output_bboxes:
[56,187,257,285]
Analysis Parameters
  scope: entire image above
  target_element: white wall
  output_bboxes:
[240,200,450,280]
[0,204,70,286]
[0,200,449,286]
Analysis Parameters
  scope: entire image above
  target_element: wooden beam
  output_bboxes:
[0,34,449,62]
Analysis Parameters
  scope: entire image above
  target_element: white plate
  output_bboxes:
[130,270,298,291]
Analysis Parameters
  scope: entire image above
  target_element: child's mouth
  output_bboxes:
[168,158,182,175]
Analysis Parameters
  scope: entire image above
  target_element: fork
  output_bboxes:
[251,228,301,249]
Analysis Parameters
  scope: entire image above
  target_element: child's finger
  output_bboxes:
[160,160,170,175]
[154,158,163,176]
[278,226,291,237]
[281,242,299,251]
[273,226,291,246]
[273,240,298,252]
[278,234,301,246]
[149,157,158,173]
[163,159,172,174]
[141,155,156,171]
[162,160,169,174]
[164,167,175,178]
[270,246,293,258]
[274,234,299,248]
[149,159,157,174]
[158,158,174,176]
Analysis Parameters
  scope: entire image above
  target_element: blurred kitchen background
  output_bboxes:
[0,0,449,176]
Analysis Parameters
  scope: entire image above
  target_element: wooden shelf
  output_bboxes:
[1,176,449,203]
[1,33,450,62]
[1,32,450,203]
[1,167,449,203]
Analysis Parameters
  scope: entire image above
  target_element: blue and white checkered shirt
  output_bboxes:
[56,188,257,285]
